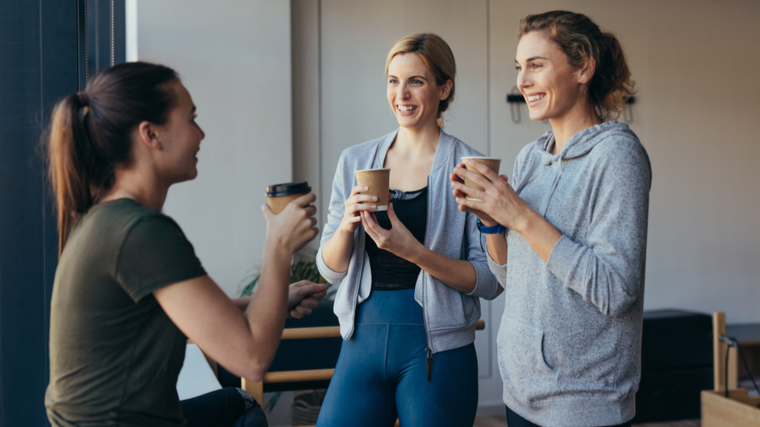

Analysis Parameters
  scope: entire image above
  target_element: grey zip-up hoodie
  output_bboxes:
[317,129,502,354]
[489,121,651,426]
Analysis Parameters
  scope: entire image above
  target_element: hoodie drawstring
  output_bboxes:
[540,157,564,217]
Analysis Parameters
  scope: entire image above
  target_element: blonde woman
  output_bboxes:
[315,33,502,426]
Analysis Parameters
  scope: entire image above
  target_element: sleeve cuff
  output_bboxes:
[465,260,501,299]
[316,246,348,285]
[545,234,579,291]
[486,250,507,289]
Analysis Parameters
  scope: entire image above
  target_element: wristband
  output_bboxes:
[477,218,505,235]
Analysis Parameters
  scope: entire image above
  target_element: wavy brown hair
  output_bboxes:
[46,62,179,256]
[519,11,635,121]
[385,33,456,128]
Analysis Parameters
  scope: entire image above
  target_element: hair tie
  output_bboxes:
[77,92,89,106]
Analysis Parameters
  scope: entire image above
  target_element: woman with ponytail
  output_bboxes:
[45,62,323,427]
[452,11,650,427]
[315,33,501,427]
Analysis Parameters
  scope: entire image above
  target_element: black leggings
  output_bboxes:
[181,387,268,427]
[506,405,631,427]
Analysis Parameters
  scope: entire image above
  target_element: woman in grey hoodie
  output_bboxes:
[316,34,501,427]
[452,11,650,427]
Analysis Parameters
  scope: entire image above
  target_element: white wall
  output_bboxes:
[131,0,760,419]
[135,0,293,297]
[292,0,760,413]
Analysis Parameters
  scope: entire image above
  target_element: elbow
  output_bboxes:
[605,302,630,318]
[603,289,641,318]
[240,357,270,383]
[489,285,505,300]
[238,347,273,383]
[242,369,265,384]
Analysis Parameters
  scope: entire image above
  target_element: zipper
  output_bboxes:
[347,214,366,340]
[422,174,433,381]
[426,347,433,382]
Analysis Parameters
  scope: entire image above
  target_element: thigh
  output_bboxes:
[316,324,397,427]
[181,387,266,427]
[395,343,478,427]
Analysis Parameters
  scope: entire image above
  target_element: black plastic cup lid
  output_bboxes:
[266,181,311,197]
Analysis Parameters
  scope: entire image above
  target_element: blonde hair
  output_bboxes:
[385,33,456,128]
[519,11,636,121]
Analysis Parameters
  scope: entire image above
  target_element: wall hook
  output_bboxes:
[507,87,523,124]
[622,96,636,124]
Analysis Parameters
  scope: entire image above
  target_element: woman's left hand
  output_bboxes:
[286,280,327,319]
[452,159,533,232]
[361,203,424,263]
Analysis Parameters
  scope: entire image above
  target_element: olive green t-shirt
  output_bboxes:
[45,199,207,427]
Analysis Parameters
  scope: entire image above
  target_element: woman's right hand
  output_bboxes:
[262,193,319,253]
[449,163,499,226]
[338,186,378,234]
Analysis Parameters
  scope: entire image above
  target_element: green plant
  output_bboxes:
[236,249,335,414]
[237,250,335,300]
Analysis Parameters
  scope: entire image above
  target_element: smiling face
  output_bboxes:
[515,31,592,125]
[155,81,205,184]
[386,53,451,130]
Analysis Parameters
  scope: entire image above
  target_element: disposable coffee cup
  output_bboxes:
[461,157,501,201]
[354,168,390,211]
[266,181,311,214]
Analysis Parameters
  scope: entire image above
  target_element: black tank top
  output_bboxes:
[365,186,428,291]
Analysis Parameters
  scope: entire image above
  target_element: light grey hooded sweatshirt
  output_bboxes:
[317,129,502,354]
[489,121,651,427]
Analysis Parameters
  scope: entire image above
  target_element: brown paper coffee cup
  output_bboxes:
[461,157,501,201]
[354,168,390,211]
[266,181,311,214]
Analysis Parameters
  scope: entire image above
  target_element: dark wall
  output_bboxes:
[0,2,75,425]
[0,1,123,424]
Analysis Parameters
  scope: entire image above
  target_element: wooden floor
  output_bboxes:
[472,415,701,427]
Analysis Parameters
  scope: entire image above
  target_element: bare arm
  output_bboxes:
[409,246,477,293]
[232,280,326,319]
[154,194,319,381]
[360,204,477,293]
[450,165,509,265]
[452,160,560,263]
[321,185,378,273]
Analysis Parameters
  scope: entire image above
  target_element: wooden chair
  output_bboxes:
[700,312,760,426]
[243,317,486,404]
[194,300,485,427]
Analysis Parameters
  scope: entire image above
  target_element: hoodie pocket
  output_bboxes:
[497,318,558,402]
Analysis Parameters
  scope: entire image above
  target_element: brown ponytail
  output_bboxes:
[518,11,636,121]
[46,62,179,256]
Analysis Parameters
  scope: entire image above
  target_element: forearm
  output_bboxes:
[321,228,354,273]
[232,296,252,311]
[409,246,477,293]
[516,209,562,263]
[486,231,508,265]
[243,241,293,368]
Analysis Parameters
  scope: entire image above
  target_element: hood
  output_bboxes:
[517,121,640,217]
[533,121,637,164]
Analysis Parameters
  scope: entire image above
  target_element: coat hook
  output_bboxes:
[507,87,523,124]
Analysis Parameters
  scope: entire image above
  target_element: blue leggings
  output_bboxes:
[316,289,478,427]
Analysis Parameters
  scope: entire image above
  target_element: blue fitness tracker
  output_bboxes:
[476,218,505,234]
